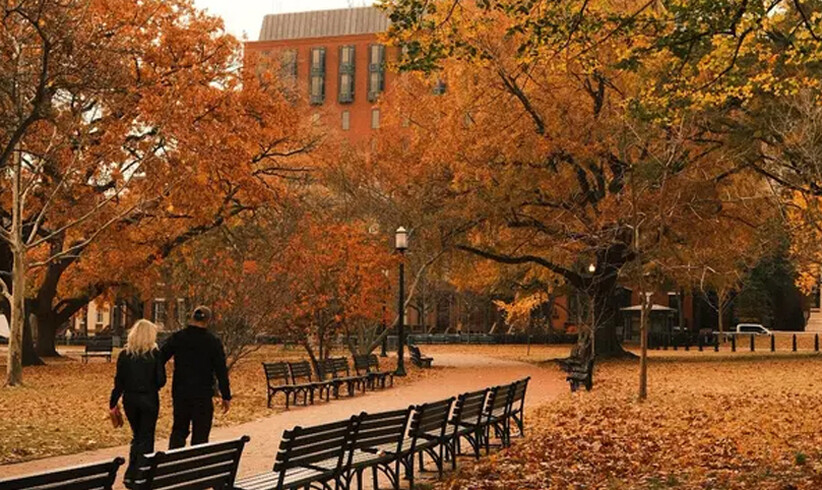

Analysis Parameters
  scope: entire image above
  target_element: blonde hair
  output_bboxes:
[125,319,159,356]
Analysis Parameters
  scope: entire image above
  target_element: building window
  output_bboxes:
[95,308,104,325]
[281,49,297,80]
[371,108,380,129]
[368,44,385,102]
[152,299,166,326]
[338,45,355,103]
[341,110,350,131]
[309,47,326,105]
[176,298,187,327]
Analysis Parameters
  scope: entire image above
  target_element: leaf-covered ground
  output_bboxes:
[437,353,822,489]
[0,345,430,464]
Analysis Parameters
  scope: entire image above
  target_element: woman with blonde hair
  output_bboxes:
[109,319,166,488]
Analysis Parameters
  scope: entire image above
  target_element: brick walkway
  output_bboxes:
[0,352,565,488]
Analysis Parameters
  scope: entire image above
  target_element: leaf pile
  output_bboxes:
[439,355,822,489]
[0,346,432,465]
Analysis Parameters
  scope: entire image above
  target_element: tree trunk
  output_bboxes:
[32,303,60,357]
[6,244,25,386]
[638,293,650,401]
[6,148,25,386]
[591,277,632,358]
[22,314,43,366]
[717,297,725,334]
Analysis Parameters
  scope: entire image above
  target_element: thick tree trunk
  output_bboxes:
[35,320,59,357]
[22,313,44,366]
[32,303,61,358]
[7,245,25,386]
[591,274,633,358]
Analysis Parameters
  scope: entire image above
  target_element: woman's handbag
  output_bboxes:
[110,406,124,428]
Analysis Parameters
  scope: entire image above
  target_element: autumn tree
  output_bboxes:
[0,0,314,384]
[165,208,303,371]
[271,217,393,373]
[379,0,788,357]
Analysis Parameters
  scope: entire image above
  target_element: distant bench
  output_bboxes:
[81,336,113,363]
[560,357,595,392]
[409,344,433,368]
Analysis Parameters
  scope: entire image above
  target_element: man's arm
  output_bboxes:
[213,338,232,402]
[159,331,176,364]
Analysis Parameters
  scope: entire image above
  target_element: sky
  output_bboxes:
[193,0,374,41]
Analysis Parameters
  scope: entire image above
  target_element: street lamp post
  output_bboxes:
[395,227,408,376]
[380,305,388,357]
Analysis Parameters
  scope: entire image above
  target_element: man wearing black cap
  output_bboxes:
[160,305,231,449]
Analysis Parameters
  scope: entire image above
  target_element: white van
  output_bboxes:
[735,323,771,336]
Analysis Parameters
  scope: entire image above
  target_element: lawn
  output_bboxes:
[437,352,822,490]
[0,345,430,465]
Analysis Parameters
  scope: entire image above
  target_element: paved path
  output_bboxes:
[0,353,565,487]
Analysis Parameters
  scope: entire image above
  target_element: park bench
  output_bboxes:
[0,457,124,490]
[562,357,595,392]
[353,354,394,390]
[449,388,489,461]
[81,336,113,363]
[236,409,415,490]
[237,379,528,490]
[345,407,413,490]
[404,397,455,487]
[235,419,355,490]
[508,377,530,439]
[262,362,315,409]
[321,357,368,398]
[483,383,516,451]
[289,360,333,403]
[131,436,249,489]
[408,344,433,368]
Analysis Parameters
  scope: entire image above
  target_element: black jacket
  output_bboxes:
[160,325,232,401]
[110,349,166,408]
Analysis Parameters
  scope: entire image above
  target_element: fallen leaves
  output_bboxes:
[438,354,822,489]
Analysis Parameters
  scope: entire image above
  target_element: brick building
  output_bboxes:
[245,7,396,141]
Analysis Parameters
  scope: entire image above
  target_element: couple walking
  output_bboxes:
[108,306,232,487]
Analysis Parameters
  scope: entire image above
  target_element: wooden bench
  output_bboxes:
[408,344,433,368]
[132,436,249,489]
[508,377,530,439]
[289,360,333,403]
[345,407,413,490]
[237,380,528,490]
[353,354,394,390]
[562,357,595,392]
[0,457,124,490]
[81,336,113,363]
[404,397,455,487]
[483,382,517,452]
[449,388,488,461]
[234,417,355,490]
[320,357,368,398]
[262,362,315,409]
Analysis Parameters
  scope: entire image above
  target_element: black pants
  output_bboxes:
[169,397,214,449]
[122,393,160,480]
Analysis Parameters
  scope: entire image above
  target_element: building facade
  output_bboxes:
[245,7,395,141]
